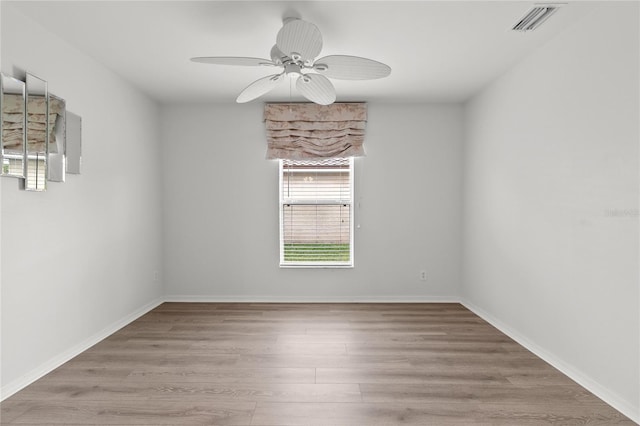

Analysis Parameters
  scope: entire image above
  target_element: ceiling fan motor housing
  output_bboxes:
[284,62,302,76]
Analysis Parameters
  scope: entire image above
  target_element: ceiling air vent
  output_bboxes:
[512,4,562,32]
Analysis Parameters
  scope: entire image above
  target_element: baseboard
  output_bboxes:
[164,295,461,303]
[0,297,164,402]
[461,299,640,425]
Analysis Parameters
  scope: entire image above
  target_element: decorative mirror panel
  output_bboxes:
[66,111,81,174]
[1,73,27,178]
[25,73,48,192]
[48,95,66,182]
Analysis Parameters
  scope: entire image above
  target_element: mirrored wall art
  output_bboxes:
[1,73,27,178]
[66,111,81,175]
[1,71,81,192]
[48,94,66,182]
[25,73,48,192]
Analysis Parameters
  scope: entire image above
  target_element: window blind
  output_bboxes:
[280,158,353,266]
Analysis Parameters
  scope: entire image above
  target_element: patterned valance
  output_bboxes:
[264,103,367,160]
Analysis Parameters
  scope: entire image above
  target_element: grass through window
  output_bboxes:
[283,243,350,262]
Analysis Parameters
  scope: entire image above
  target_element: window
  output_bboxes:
[279,157,354,267]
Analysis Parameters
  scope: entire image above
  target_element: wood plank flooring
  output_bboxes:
[1,303,633,425]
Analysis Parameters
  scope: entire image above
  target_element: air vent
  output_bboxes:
[512,4,562,32]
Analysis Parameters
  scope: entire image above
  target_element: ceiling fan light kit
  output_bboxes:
[191,18,391,105]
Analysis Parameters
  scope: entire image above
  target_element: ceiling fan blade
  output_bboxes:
[276,19,322,61]
[296,73,336,105]
[314,55,391,80]
[236,73,284,103]
[191,57,276,67]
[270,45,286,65]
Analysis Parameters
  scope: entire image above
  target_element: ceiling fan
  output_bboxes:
[191,18,391,105]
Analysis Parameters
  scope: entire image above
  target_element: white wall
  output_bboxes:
[1,5,164,396]
[463,3,639,421]
[161,103,463,301]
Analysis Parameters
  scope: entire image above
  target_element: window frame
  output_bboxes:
[278,157,354,269]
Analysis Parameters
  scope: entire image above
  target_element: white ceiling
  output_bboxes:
[6,1,597,104]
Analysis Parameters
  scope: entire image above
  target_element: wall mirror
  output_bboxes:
[25,73,48,192]
[1,73,27,178]
[66,111,81,174]
[48,95,66,182]
[1,71,81,191]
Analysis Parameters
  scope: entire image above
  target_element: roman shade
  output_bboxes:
[264,102,366,160]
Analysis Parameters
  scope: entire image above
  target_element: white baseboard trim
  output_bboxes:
[164,295,461,303]
[0,297,164,402]
[461,299,640,425]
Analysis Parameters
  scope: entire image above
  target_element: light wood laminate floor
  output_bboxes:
[1,303,634,425]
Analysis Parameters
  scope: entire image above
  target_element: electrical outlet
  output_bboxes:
[420,271,427,281]
[153,270,159,282]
